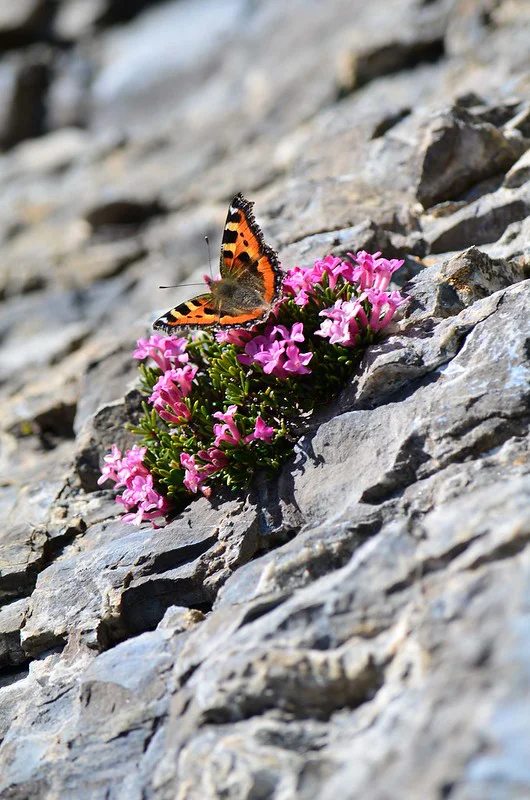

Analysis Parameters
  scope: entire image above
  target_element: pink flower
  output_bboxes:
[97,443,125,486]
[197,447,229,471]
[133,334,188,372]
[118,472,171,527]
[98,444,149,489]
[373,260,404,292]
[316,285,407,345]
[282,256,359,305]
[98,444,169,527]
[347,251,379,291]
[180,453,206,494]
[244,417,275,444]
[114,444,149,488]
[282,343,313,374]
[149,364,198,424]
[315,299,364,346]
[347,251,404,292]
[180,447,228,494]
[251,339,287,375]
[215,329,254,346]
[282,251,405,311]
[363,288,408,331]
[237,335,267,365]
[238,323,313,379]
[325,256,357,285]
[213,404,243,446]
[313,255,346,290]
[270,322,305,344]
[282,265,320,306]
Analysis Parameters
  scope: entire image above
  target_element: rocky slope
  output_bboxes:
[1,0,530,797]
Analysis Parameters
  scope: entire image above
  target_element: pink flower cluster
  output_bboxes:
[279,250,407,347]
[149,364,198,424]
[283,251,404,312]
[213,405,275,446]
[282,255,358,306]
[315,290,406,346]
[98,444,170,526]
[180,409,275,494]
[133,333,189,371]
[238,322,313,378]
[136,335,200,426]
[349,250,404,292]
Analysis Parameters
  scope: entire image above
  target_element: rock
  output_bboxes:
[482,216,530,269]
[154,474,530,798]
[90,0,248,133]
[74,388,143,492]
[371,107,411,139]
[53,0,108,41]
[503,102,530,138]
[0,627,176,798]
[338,37,445,95]
[423,182,530,253]
[0,440,79,604]
[0,1,52,47]
[0,599,29,667]
[12,127,89,174]
[278,221,393,269]
[504,148,530,189]
[401,245,524,324]
[416,106,526,209]
[46,47,93,130]
[1,0,530,797]
[64,236,146,285]
[0,47,51,150]
[457,95,523,128]
[73,343,139,434]
[84,196,163,234]
[0,294,91,381]
[20,497,239,654]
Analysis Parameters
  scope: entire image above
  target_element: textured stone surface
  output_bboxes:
[1,0,530,797]
[415,105,526,208]
[0,48,51,150]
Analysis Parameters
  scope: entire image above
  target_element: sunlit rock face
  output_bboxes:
[1,1,530,797]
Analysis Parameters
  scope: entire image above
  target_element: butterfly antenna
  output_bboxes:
[159,282,205,288]
[205,236,213,281]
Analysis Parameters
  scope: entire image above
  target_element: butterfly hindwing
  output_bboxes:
[154,294,218,332]
[154,292,271,332]
[153,194,283,332]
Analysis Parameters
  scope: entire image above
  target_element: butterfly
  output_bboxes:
[153,194,283,333]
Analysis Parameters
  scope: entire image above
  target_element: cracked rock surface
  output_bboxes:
[1,1,530,798]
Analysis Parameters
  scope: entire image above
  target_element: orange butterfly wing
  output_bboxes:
[154,294,219,331]
[220,193,282,306]
[153,194,282,333]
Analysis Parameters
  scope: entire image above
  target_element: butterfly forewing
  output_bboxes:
[220,194,282,304]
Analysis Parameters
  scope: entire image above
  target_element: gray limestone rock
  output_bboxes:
[423,181,530,253]
[0,47,51,150]
[1,1,530,798]
[0,1,52,42]
[416,106,526,209]
[0,599,29,668]
[504,148,530,189]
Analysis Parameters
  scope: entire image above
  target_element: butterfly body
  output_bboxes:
[154,194,283,333]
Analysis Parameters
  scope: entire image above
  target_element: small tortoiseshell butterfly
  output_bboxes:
[153,194,283,333]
